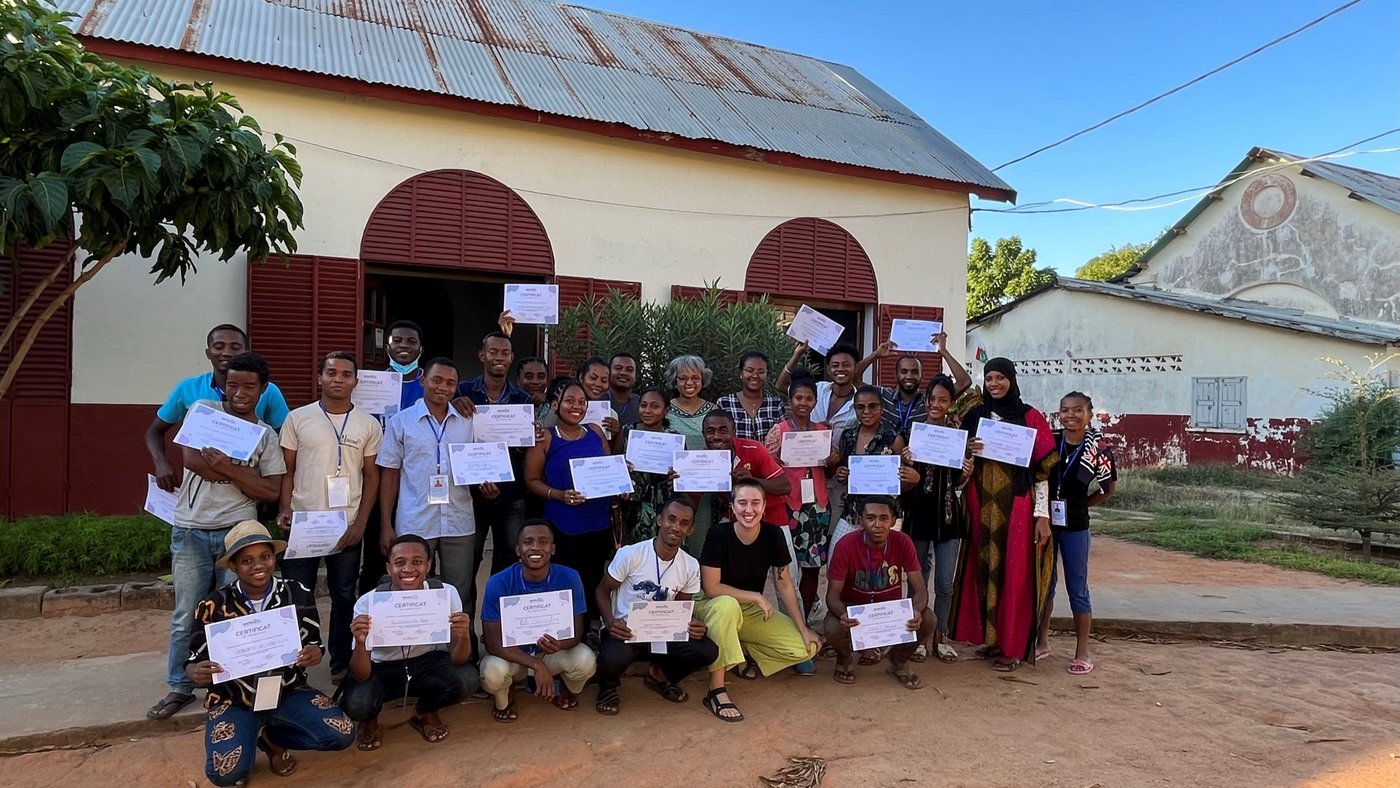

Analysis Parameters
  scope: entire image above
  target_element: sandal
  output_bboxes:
[734,660,762,681]
[257,737,298,777]
[408,716,449,743]
[936,643,960,663]
[1035,647,1052,662]
[594,686,621,715]
[552,686,579,711]
[642,674,688,703]
[909,645,928,663]
[356,724,383,751]
[858,648,885,666]
[992,658,1022,673]
[1068,658,1095,675]
[887,666,924,690]
[702,687,744,723]
[146,692,194,721]
[832,664,856,685]
[491,703,518,723]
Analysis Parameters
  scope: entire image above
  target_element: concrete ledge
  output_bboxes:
[0,714,203,756]
[41,585,123,618]
[0,585,49,619]
[120,581,175,611]
[1057,616,1400,650]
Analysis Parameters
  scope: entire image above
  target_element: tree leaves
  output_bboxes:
[26,173,67,225]
[967,236,1054,318]
[1075,242,1151,282]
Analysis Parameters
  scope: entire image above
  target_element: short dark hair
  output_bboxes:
[860,495,899,517]
[518,518,560,544]
[546,375,578,405]
[387,320,423,341]
[855,384,883,402]
[827,343,860,363]
[659,496,696,518]
[387,534,431,558]
[515,356,548,374]
[787,368,818,400]
[225,352,270,384]
[576,355,609,379]
[896,355,923,371]
[925,374,958,402]
[207,324,248,346]
[703,408,735,426]
[423,356,458,378]
[481,331,511,349]
[732,478,765,497]
[738,350,770,370]
[1062,390,1094,409]
[319,351,358,373]
[609,351,637,366]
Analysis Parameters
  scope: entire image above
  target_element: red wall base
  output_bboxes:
[1101,413,1306,475]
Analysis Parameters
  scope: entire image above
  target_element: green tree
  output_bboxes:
[966,236,1053,319]
[0,0,303,400]
[1075,241,1152,281]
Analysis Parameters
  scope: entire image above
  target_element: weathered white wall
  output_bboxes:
[967,288,1397,421]
[71,64,972,404]
[1130,160,1400,323]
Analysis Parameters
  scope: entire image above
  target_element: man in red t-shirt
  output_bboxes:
[702,409,790,527]
[824,495,934,689]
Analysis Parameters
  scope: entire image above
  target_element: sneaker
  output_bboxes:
[792,659,816,676]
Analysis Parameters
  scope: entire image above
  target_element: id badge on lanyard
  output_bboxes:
[1050,500,1067,527]
[326,475,350,508]
[428,475,450,505]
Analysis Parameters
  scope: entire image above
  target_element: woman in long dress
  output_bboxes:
[948,358,1058,672]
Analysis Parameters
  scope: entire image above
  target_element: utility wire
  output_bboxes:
[990,0,1369,172]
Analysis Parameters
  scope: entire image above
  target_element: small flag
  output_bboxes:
[975,344,989,363]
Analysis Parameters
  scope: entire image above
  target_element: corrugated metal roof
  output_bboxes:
[57,0,1013,200]
[971,276,1400,346]
[1262,148,1400,216]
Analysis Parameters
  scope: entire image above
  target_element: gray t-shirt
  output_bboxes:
[174,400,286,530]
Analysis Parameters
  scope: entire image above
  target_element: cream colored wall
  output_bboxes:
[71,65,971,403]
[967,288,1397,421]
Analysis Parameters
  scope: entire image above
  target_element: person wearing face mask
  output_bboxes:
[948,358,1059,673]
[384,320,427,413]
[716,350,786,442]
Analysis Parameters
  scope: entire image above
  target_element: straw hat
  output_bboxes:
[215,520,287,569]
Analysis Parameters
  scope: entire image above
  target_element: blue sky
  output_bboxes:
[581,0,1400,273]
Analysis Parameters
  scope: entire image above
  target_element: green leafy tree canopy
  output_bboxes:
[967,236,1053,319]
[1075,242,1152,281]
[0,0,304,400]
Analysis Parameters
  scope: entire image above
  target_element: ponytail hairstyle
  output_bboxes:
[787,367,819,401]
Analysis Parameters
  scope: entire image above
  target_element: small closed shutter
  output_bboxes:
[1191,377,1220,429]
[670,285,748,305]
[1217,377,1247,430]
[248,255,361,407]
[551,275,642,377]
[874,304,944,387]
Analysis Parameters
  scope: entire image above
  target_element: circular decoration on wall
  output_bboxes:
[1238,173,1297,231]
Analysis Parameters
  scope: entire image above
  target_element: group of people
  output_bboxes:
[143,315,1117,786]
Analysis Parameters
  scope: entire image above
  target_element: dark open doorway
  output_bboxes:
[771,298,866,371]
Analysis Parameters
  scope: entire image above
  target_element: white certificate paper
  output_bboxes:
[889,319,943,353]
[144,474,177,525]
[626,600,693,643]
[500,590,575,647]
[474,404,536,447]
[785,304,845,355]
[672,449,733,493]
[582,400,612,427]
[448,442,515,485]
[974,419,1038,467]
[351,370,403,417]
[625,430,685,474]
[367,588,452,648]
[283,510,348,560]
[503,284,559,325]
[780,431,830,467]
[848,598,918,651]
[908,422,968,469]
[848,454,901,495]
[206,605,303,683]
[569,455,634,499]
[172,402,267,462]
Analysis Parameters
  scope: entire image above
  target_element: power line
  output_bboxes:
[990,0,1369,172]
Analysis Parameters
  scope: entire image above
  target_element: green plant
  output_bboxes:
[553,282,804,397]
[0,513,172,577]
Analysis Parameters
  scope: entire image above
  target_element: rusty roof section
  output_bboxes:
[58,0,1014,201]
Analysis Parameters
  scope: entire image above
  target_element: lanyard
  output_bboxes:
[654,542,675,592]
[320,403,352,474]
[236,580,273,613]
[1058,435,1088,488]
[895,396,918,429]
[426,413,449,473]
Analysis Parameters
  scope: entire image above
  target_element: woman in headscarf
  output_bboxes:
[948,358,1058,672]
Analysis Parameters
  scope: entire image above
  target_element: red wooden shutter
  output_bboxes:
[248,255,361,407]
[0,241,74,516]
[746,218,877,303]
[670,285,747,305]
[551,275,642,376]
[875,304,945,387]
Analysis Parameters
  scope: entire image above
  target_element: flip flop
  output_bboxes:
[257,737,299,777]
[992,658,1022,673]
[909,645,928,663]
[936,643,960,663]
[702,687,744,723]
[146,692,194,721]
[832,665,856,685]
[491,703,518,723]
[408,716,449,743]
[551,687,579,711]
[887,666,924,690]
[858,648,885,666]
[642,674,688,703]
[1068,658,1095,675]
[594,686,621,715]
[1035,647,1052,662]
[356,726,383,751]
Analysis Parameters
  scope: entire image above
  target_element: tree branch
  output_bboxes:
[0,245,77,352]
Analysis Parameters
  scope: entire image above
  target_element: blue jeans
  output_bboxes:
[281,543,362,673]
[203,688,354,786]
[913,538,960,635]
[1048,529,1093,615]
[169,527,233,694]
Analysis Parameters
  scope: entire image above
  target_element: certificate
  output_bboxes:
[889,319,943,353]
[672,449,733,493]
[625,430,685,474]
[144,474,177,525]
[172,402,268,462]
[780,431,830,467]
[847,454,901,495]
[974,419,1038,467]
[569,455,634,499]
[848,598,918,651]
[474,404,536,447]
[785,304,845,356]
[448,442,515,485]
[503,283,559,325]
[351,370,403,417]
[500,590,575,647]
[625,600,693,643]
[367,588,452,648]
[582,400,612,427]
[205,605,303,683]
[283,510,348,560]
[908,422,968,469]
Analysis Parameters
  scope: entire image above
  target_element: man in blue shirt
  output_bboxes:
[144,324,291,491]
[385,319,427,413]
[480,521,597,721]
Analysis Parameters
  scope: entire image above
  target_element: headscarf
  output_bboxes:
[961,357,1031,436]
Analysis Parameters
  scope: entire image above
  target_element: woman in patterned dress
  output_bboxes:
[620,387,679,543]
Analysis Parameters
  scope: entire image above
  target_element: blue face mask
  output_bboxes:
[389,356,420,376]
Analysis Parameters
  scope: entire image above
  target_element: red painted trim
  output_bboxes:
[79,39,1012,203]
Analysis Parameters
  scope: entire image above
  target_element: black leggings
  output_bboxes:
[551,528,613,623]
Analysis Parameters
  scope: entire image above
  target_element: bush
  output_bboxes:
[0,514,171,577]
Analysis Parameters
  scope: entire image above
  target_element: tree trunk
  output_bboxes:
[1359,529,1372,562]
[0,244,123,402]
[0,245,77,351]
